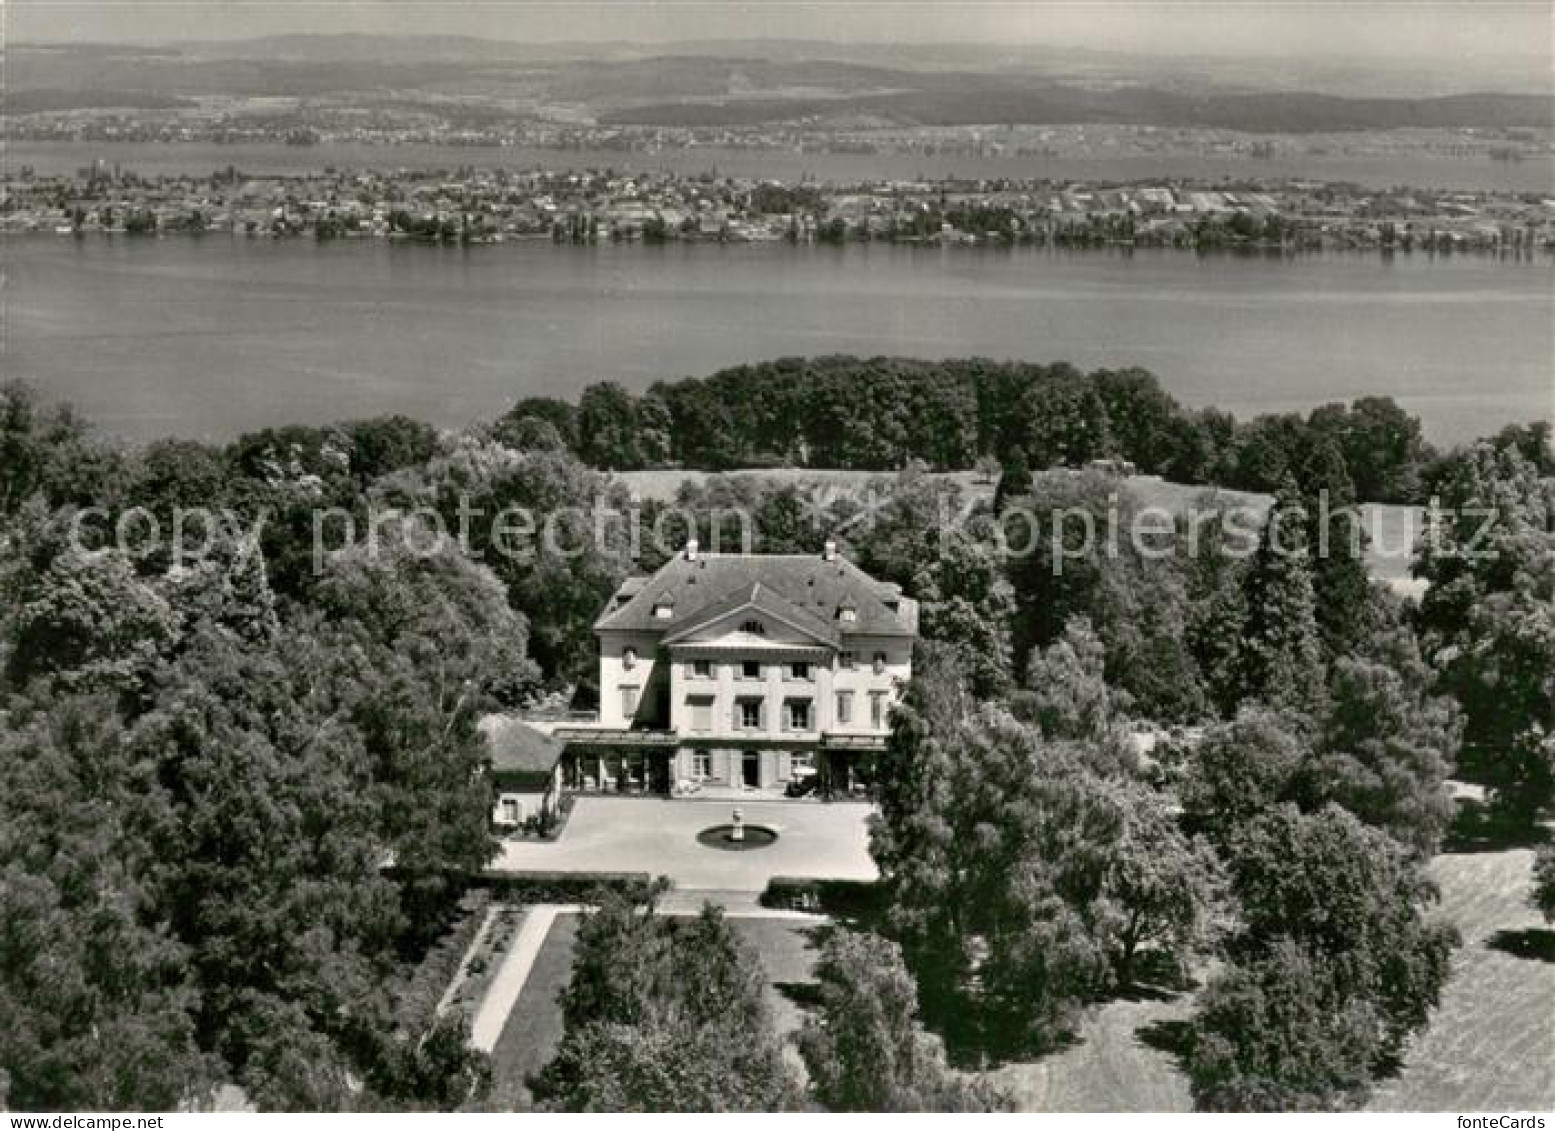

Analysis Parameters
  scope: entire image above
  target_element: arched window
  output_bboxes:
[622,647,638,671]
[740,619,766,636]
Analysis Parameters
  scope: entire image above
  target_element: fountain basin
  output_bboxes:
[696,824,778,851]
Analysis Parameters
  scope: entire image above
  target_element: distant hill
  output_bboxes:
[7,37,1552,132]
[5,88,198,113]
[605,82,1555,132]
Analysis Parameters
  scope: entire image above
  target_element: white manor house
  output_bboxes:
[556,539,918,796]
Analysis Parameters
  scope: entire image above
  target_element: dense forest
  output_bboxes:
[859,416,1554,1109]
[0,363,1550,1111]
[502,356,1451,504]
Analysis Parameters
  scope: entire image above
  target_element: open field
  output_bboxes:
[989,845,1555,1112]
[989,989,1196,1112]
[616,467,1422,583]
[1366,849,1555,1112]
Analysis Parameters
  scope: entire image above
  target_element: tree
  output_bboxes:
[0,695,212,1110]
[1415,442,1555,825]
[1308,397,1430,503]
[1184,506,1253,716]
[798,929,1008,1111]
[577,382,642,469]
[375,435,633,686]
[634,393,674,467]
[1298,633,1460,855]
[872,674,1210,1055]
[6,545,178,694]
[1532,845,1555,923]
[1020,377,1114,468]
[1187,805,1457,1111]
[493,415,566,453]
[1180,708,1309,851]
[1003,470,1206,722]
[991,446,1030,512]
[912,535,1017,700]
[869,640,971,890]
[341,416,439,485]
[127,625,405,1110]
[1013,616,1122,741]
[1100,786,1227,988]
[1237,481,1326,715]
[163,531,280,646]
[849,465,968,588]
[1227,413,1308,493]
[312,524,538,881]
[125,438,233,531]
[1296,433,1375,658]
[0,398,530,1112]
[1184,636,1459,858]
[1188,938,1385,1111]
[754,485,821,554]
[1091,368,1188,475]
[0,382,119,517]
[533,894,800,1111]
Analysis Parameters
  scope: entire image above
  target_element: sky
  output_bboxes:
[8,0,1552,61]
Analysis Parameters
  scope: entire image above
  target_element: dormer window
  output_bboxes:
[838,604,857,624]
[740,619,766,636]
[653,593,675,619]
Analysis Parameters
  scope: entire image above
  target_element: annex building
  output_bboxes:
[555,540,917,796]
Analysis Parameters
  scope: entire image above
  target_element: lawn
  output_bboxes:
[1365,849,1555,1111]
[987,989,1196,1112]
[986,845,1554,1112]
[483,913,580,1111]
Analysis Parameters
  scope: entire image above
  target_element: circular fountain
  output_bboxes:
[697,807,778,851]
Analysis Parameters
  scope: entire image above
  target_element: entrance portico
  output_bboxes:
[555,727,883,797]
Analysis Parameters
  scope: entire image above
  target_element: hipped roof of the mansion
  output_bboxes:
[594,549,919,641]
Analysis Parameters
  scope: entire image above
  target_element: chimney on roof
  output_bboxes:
[685,538,699,561]
[822,538,838,562]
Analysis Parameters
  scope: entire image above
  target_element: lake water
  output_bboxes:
[3,236,1551,445]
[7,139,1555,194]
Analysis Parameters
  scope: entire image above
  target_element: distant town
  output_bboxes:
[5,159,1553,254]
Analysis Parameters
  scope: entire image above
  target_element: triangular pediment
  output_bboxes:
[661,583,839,647]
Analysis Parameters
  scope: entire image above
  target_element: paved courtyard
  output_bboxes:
[490,796,878,891]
